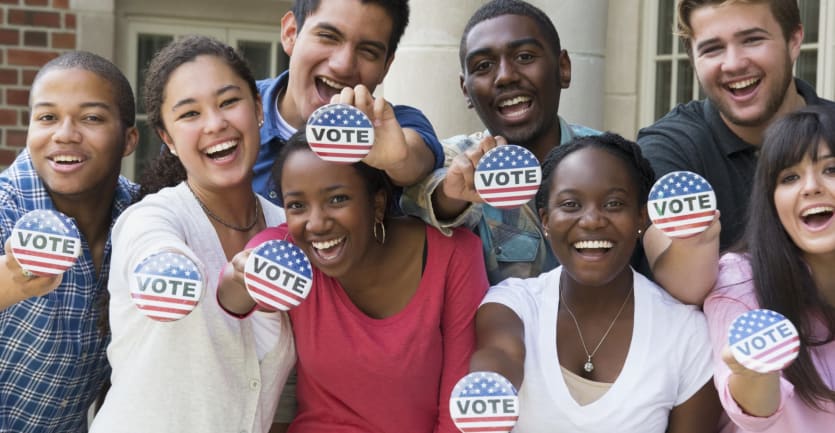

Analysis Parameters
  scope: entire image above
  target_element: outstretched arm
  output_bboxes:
[470,302,526,390]
[644,212,721,305]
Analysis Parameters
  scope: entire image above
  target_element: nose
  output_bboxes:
[52,117,81,144]
[305,205,331,233]
[801,172,823,197]
[203,108,229,134]
[720,44,750,74]
[328,44,357,79]
[494,57,519,87]
[577,206,606,230]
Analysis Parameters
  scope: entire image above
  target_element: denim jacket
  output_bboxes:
[401,117,598,284]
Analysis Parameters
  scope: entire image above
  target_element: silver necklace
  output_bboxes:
[560,284,633,373]
[186,182,260,232]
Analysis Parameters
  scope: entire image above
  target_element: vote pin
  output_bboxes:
[728,309,800,374]
[129,251,203,322]
[474,144,542,209]
[306,103,375,164]
[647,171,717,238]
[244,240,313,311]
[450,371,519,433]
[10,209,81,277]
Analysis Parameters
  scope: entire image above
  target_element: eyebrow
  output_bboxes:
[695,27,770,53]
[283,184,347,197]
[465,37,545,64]
[170,84,242,111]
[314,22,387,54]
[32,101,112,110]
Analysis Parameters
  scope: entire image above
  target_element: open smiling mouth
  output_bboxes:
[205,140,238,160]
[316,76,348,101]
[52,155,83,165]
[801,206,834,229]
[310,236,346,261]
[726,77,760,97]
[497,95,532,117]
[573,239,613,255]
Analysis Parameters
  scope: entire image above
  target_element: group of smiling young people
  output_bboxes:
[1,0,834,432]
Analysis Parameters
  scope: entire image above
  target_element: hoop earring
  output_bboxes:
[373,219,386,244]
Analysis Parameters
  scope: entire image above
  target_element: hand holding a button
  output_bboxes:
[217,248,258,315]
[1,237,63,306]
[329,85,409,175]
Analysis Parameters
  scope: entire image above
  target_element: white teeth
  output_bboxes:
[728,78,758,90]
[312,237,345,250]
[53,155,82,163]
[573,240,613,250]
[319,77,347,90]
[205,140,237,155]
[802,206,834,217]
[499,96,531,107]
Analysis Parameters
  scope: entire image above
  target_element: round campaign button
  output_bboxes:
[306,103,374,163]
[647,171,717,238]
[474,144,542,209]
[728,309,800,374]
[10,209,81,277]
[129,252,203,322]
[244,239,313,311]
[450,371,519,433]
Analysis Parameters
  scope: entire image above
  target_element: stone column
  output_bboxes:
[70,0,116,59]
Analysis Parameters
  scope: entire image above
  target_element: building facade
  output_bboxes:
[1,0,833,176]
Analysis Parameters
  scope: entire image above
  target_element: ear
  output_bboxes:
[558,49,571,89]
[280,11,299,57]
[788,25,804,64]
[638,205,649,233]
[122,126,139,158]
[539,207,549,230]
[254,94,264,125]
[157,128,176,154]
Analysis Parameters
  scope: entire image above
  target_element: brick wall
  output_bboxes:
[0,0,76,169]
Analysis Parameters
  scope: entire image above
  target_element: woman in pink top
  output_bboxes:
[219,127,488,433]
[704,105,835,432]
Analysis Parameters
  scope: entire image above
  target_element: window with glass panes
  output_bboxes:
[648,0,823,123]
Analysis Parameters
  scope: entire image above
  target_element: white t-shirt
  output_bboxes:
[482,267,713,433]
[91,183,295,433]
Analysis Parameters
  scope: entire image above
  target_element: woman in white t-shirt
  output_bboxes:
[472,133,721,433]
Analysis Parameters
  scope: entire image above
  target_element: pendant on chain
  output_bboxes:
[584,358,594,373]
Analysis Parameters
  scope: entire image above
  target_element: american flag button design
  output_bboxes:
[474,144,541,209]
[129,252,203,322]
[728,309,800,374]
[647,171,717,238]
[450,371,519,433]
[11,209,81,277]
[305,103,374,164]
[244,240,312,311]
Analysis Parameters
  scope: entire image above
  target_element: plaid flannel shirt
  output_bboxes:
[0,150,137,433]
[401,117,598,284]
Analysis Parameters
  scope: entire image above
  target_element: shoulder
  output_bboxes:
[638,101,711,144]
[256,75,282,95]
[635,271,701,315]
[486,268,556,305]
[707,252,758,305]
[566,122,601,138]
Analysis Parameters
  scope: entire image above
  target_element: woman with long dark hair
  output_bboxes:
[705,105,835,432]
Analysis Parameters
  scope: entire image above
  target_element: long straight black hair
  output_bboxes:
[745,104,835,408]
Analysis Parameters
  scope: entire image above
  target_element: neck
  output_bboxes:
[186,180,259,230]
[559,266,633,314]
[50,184,117,248]
[527,123,562,163]
[722,82,806,146]
[276,82,303,130]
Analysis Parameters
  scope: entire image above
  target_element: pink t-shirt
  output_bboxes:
[249,224,488,433]
[704,253,835,433]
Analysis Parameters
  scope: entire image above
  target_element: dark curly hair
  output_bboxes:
[535,132,655,213]
[139,35,259,198]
